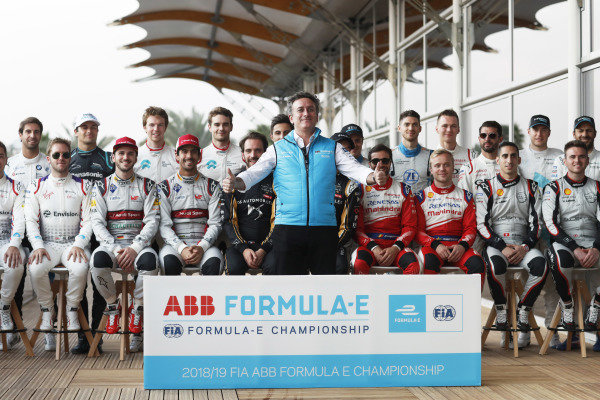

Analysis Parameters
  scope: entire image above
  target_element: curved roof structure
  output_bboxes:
[113,0,562,100]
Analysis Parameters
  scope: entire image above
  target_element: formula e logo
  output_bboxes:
[402,169,419,185]
[36,165,42,170]
[206,160,217,169]
[163,324,183,338]
[389,295,425,332]
[141,160,151,170]
[433,305,456,321]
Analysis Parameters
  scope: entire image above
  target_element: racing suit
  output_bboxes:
[438,145,478,184]
[89,174,160,306]
[352,178,420,274]
[198,142,246,182]
[391,143,432,193]
[334,174,361,274]
[519,146,562,189]
[551,149,600,181]
[543,175,600,305]
[415,183,485,285]
[476,174,547,309]
[159,173,223,275]
[70,147,114,181]
[0,175,26,312]
[26,174,93,311]
[134,142,178,183]
[457,154,499,195]
[223,174,275,275]
[6,152,50,187]
[355,155,370,167]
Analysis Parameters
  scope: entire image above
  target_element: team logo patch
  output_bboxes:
[131,196,139,201]
[36,165,42,170]
[195,194,202,200]
[140,160,151,169]
[365,186,372,192]
[173,183,182,193]
[109,184,117,193]
[206,160,217,169]
[497,189,504,196]
[564,188,572,195]
[427,192,434,198]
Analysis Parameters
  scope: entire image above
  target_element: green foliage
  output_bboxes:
[162,108,210,148]
[251,123,272,145]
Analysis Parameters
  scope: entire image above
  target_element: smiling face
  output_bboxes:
[176,145,201,173]
[48,143,71,174]
[573,122,596,151]
[209,114,233,144]
[113,147,137,174]
[242,138,265,167]
[497,145,520,176]
[289,97,318,133]
[144,115,166,145]
[75,121,99,147]
[436,115,460,147]
[399,116,421,142]
[430,153,454,186]
[564,146,589,176]
[19,122,42,151]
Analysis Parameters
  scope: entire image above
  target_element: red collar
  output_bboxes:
[146,142,165,151]
[372,177,393,190]
[212,141,230,151]
[431,182,455,194]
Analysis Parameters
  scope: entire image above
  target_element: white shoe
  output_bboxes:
[495,304,508,330]
[517,331,531,348]
[561,301,576,330]
[129,334,143,353]
[0,303,13,331]
[40,308,54,331]
[44,333,56,351]
[67,307,80,331]
[7,332,20,349]
[549,332,561,349]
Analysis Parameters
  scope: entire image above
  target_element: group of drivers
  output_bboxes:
[0,90,598,356]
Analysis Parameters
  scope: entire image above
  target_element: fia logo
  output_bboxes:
[433,305,456,321]
[163,324,183,338]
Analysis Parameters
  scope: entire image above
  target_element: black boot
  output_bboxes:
[70,331,90,354]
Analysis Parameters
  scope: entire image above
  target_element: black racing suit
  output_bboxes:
[223,174,276,275]
[334,174,361,274]
[69,146,115,335]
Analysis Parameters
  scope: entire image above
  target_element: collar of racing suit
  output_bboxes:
[113,174,135,185]
[177,172,200,184]
[496,173,520,187]
[372,176,393,190]
[212,141,230,151]
[146,142,165,151]
[564,173,587,187]
[48,174,70,186]
[431,182,455,194]
[398,142,422,158]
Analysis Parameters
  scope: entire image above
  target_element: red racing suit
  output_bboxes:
[415,182,484,284]
[353,177,419,274]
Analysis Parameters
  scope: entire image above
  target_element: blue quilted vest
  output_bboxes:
[273,129,337,226]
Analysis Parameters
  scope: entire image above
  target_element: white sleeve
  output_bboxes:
[457,164,470,192]
[236,145,276,192]
[335,143,372,185]
[550,155,565,181]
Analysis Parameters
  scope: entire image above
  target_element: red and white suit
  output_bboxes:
[351,178,420,274]
[415,182,485,285]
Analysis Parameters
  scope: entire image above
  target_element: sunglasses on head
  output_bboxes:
[51,152,71,160]
[370,158,391,165]
[479,133,497,139]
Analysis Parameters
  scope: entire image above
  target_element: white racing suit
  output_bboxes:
[5,152,51,188]
[89,174,160,305]
[391,143,432,193]
[0,174,26,310]
[134,143,179,183]
[197,142,245,183]
[26,174,93,310]
[158,173,223,275]
[438,144,478,184]
[476,174,547,309]
[551,149,600,181]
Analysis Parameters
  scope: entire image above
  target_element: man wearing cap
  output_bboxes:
[198,107,246,182]
[331,132,361,274]
[392,110,432,193]
[223,132,276,275]
[270,114,293,143]
[222,91,385,275]
[436,109,478,184]
[343,124,369,167]
[518,114,562,349]
[89,137,160,353]
[551,116,600,181]
[135,106,179,183]
[457,121,502,195]
[69,112,114,354]
[159,134,224,276]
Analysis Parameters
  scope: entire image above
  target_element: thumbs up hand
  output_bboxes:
[374,169,387,186]
[222,168,236,193]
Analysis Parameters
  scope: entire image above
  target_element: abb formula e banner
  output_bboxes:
[144,275,481,389]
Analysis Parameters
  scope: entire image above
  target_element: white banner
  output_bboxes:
[144,275,481,389]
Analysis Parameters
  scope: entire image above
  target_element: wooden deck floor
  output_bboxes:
[2,299,599,400]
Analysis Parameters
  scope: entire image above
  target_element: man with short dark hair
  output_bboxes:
[135,106,178,183]
[436,109,478,183]
[352,144,420,275]
[551,116,600,180]
[392,110,432,193]
[477,141,547,348]
[270,114,293,143]
[544,140,600,332]
[342,124,369,166]
[222,91,386,275]
[458,121,502,194]
[223,132,275,275]
[6,117,50,187]
[198,106,245,182]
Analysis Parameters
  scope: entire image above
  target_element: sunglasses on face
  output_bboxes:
[51,152,71,160]
[479,133,498,139]
[370,158,391,165]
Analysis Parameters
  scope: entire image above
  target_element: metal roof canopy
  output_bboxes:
[114,0,561,101]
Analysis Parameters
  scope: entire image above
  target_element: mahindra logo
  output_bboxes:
[163,295,215,316]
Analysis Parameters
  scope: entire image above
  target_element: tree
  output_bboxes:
[251,123,272,145]
[161,108,210,147]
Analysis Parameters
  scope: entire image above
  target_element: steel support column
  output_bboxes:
[568,0,582,123]
[388,0,399,147]
[322,59,335,136]
[451,0,464,145]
